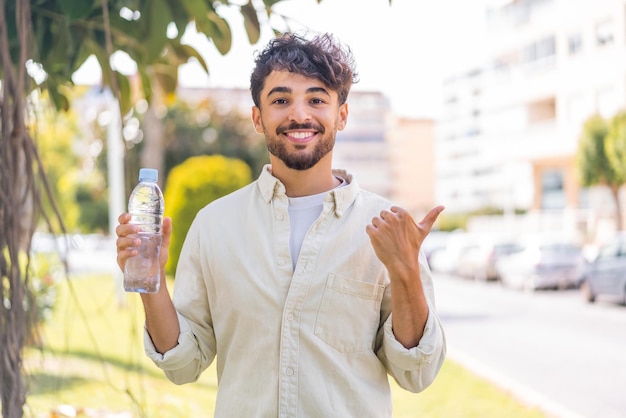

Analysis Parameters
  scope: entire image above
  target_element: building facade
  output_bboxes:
[437,0,626,238]
[386,117,436,214]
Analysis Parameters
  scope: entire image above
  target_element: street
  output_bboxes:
[434,273,626,418]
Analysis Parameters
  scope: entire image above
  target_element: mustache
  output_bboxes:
[276,122,325,135]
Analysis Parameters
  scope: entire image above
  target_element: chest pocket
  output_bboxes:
[314,273,385,353]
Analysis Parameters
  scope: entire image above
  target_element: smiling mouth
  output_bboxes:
[277,123,324,143]
[284,130,317,143]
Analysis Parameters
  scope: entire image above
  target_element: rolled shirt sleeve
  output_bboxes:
[380,305,447,393]
[144,312,209,384]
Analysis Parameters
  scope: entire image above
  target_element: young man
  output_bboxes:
[116,32,446,417]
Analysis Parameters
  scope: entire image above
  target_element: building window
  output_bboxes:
[568,32,583,55]
[522,35,556,64]
[527,97,556,123]
[537,36,556,58]
[596,20,614,46]
[541,169,565,209]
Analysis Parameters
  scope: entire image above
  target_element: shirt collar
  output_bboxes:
[257,164,359,218]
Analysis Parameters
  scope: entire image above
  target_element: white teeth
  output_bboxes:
[289,131,313,139]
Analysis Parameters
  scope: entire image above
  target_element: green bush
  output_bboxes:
[436,212,469,232]
[163,155,252,275]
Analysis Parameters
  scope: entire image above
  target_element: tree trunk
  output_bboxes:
[140,81,166,186]
[0,0,28,416]
[0,1,54,416]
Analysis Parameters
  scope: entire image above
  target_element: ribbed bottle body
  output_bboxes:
[123,168,164,293]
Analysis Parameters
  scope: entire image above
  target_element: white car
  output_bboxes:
[456,241,523,281]
[495,239,586,291]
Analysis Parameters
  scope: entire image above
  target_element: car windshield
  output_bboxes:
[493,243,522,255]
[539,243,580,255]
[597,239,624,259]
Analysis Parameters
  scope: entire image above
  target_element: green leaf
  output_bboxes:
[196,12,232,55]
[145,0,172,63]
[152,62,178,95]
[58,0,96,21]
[108,9,144,44]
[46,80,70,111]
[241,1,261,44]
[164,0,193,39]
[115,71,132,115]
[179,0,210,20]
[180,45,209,74]
[138,67,153,104]
[260,0,286,7]
[36,16,56,64]
[70,38,95,74]
[606,111,626,183]
[81,37,130,108]
[167,43,209,74]
[82,36,111,74]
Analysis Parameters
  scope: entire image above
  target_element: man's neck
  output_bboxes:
[270,159,340,197]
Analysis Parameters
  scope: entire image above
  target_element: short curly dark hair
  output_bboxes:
[250,32,358,107]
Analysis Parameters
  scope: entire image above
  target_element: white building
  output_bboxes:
[437,0,626,238]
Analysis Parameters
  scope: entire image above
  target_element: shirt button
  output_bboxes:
[286,367,294,376]
[276,213,284,221]
[287,313,294,321]
[277,259,285,266]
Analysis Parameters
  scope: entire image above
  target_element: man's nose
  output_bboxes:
[288,101,311,123]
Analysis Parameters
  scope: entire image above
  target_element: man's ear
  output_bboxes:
[337,103,348,131]
[252,106,263,134]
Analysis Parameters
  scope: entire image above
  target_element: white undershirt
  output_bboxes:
[288,177,345,268]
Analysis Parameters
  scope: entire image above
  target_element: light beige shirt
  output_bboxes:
[145,166,446,418]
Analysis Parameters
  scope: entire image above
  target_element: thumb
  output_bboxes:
[419,205,445,234]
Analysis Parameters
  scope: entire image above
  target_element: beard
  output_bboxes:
[265,122,336,171]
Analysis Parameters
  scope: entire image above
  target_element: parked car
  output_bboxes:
[422,230,450,268]
[427,231,477,274]
[495,239,586,291]
[456,240,523,281]
[580,233,626,305]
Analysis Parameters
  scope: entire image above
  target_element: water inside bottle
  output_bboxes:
[124,232,162,293]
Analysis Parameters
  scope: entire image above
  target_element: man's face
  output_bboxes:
[252,70,348,171]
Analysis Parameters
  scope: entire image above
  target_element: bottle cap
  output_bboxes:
[138,168,158,182]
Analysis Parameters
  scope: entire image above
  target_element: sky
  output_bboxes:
[73,0,489,119]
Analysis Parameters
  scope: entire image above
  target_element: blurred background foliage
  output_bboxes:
[163,154,252,275]
[161,97,269,180]
[35,91,267,235]
[32,88,109,233]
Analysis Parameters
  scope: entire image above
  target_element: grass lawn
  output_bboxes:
[20,274,550,417]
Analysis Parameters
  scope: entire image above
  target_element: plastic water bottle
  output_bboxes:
[123,168,164,293]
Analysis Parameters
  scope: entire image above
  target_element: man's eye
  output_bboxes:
[273,98,288,105]
[311,98,325,104]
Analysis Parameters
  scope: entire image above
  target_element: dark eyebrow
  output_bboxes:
[267,86,291,97]
[307,86,331,97]
[266,86,331,98]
